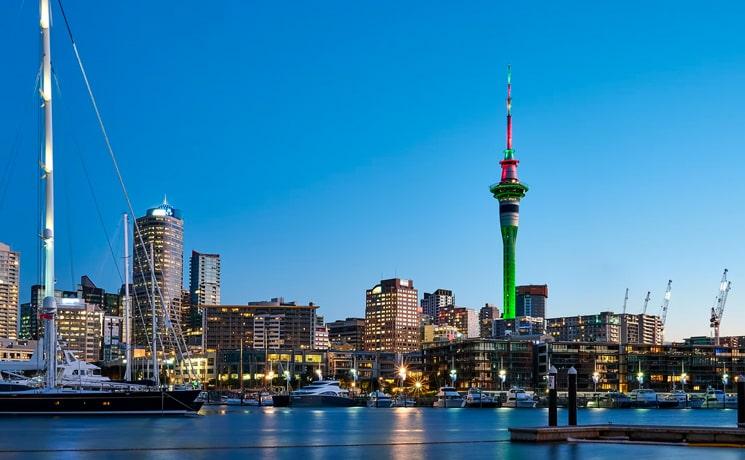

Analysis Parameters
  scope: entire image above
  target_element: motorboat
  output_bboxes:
[367,390,393,408]
[660,389,703,409]
[432,386,464,408]
[392,395,416,407]
[500,388,536,408]
[290,380,355,407]
[628,389,658,407]
[586,392,632,408]
[462,388,500,408]
[702,387,738,408]
[259,391,274,406]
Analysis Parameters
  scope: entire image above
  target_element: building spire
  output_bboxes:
[505,64,513,158]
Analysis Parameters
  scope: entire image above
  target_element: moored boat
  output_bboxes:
[433,386,463,408]
[290,380,355,407]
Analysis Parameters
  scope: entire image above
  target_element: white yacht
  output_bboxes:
[290,380,355,407]
[58,352,145,391]
[661,389,703,408]
[433,386,464,408]
[367,390,393,408]
[703,387,738,408]
[462,387,500,408]
[392,394,416,407]
[628,388,658,407]
[500,388,536,408]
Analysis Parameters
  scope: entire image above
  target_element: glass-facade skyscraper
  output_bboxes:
[132,199,184,350]
[189,250,221,330]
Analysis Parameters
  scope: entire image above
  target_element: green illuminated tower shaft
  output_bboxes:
[490,66,528,320]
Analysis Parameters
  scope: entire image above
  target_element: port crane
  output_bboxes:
[641,291,651,314]
[659,280,672,341]
[710,269,732,346]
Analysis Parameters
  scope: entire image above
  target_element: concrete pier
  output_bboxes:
[510,425,745,446]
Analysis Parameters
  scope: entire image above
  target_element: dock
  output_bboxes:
[510,424,745,446]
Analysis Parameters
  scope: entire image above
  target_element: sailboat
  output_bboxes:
[0,0,202,415]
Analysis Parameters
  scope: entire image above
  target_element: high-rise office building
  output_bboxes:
[363,278,420,353]
[0,243,19,340]
[327,317,365,350]
[420,289,453,323]
[479,303,500,338]
[516,284,548,318]
[189,251,220,330]
[132,199,184,349]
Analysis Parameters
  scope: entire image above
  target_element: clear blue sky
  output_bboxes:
[1,1,744,341]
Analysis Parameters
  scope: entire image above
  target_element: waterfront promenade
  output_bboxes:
[0,407,741,459]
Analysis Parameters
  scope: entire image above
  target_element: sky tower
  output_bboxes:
[490,66,528,320]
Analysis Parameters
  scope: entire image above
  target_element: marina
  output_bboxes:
[0,407,741,459]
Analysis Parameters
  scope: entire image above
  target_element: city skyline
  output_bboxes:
[1,2,745,341]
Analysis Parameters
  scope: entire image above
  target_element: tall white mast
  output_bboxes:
[40,0,58,389]
[123,213,132,381]
[150,242,159,386]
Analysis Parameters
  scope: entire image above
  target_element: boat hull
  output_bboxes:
[0,390,203,415]
[290,395,356,407]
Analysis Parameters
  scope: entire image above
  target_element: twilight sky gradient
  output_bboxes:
[1,1,744,340]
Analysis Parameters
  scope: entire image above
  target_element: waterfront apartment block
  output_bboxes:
[0,243,19,340]
[422,339,536,391]
[545,311,662,345]
[215,348,325,388]
[516,284,548,318]
[133,200,185,349]
[420,289,453,323]
[203,299,317,352]
[363,279,420,353]
[422,338,745,394]
[326,317,365,350]
[326,350,399,387]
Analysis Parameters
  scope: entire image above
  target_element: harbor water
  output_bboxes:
[0,406,742,459]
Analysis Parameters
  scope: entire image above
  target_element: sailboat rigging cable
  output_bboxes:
[55,0,196,380]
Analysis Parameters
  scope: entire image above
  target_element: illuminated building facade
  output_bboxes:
[479,304,500,338]
[189,250,220,333]
[327,317,365,350]
[203,299,317,352]
[132,199,184,349]
[363,278,420,353]
[0,243,19,340]
[516,284,548,318]
[421,289,453,323]
[56,298,104,362]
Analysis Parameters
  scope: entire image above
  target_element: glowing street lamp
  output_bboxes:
[315,368,323,381]
[680,372,688,392]
[499,369,507,391]
[449,369,457,386]
[636,371,644,389]
[722,373,729,390]
[592,371,600,393]
[398,366,407,389]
